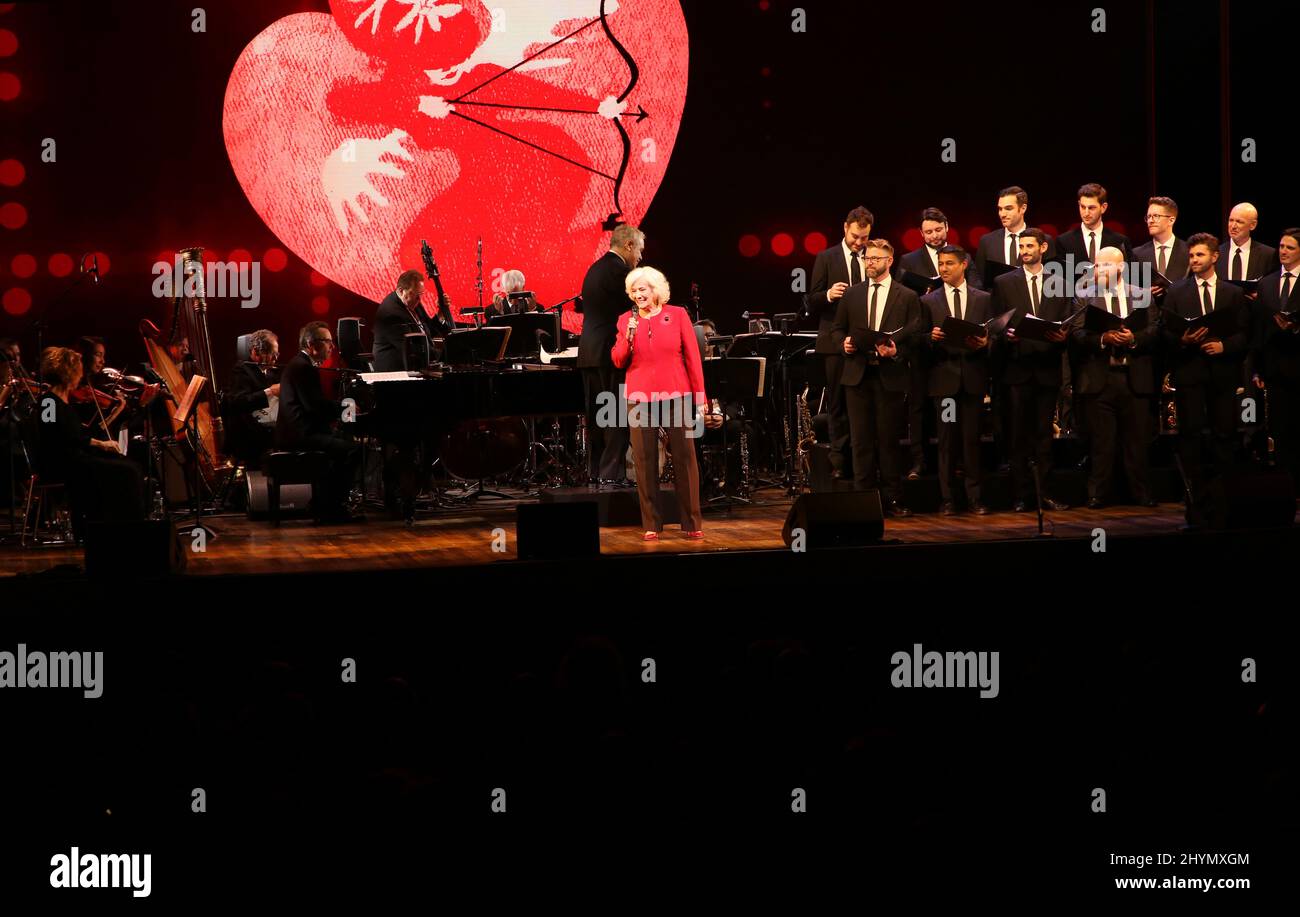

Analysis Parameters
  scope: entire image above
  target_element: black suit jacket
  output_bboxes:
[1161,275,1250,389]
[1055,226,1130,267]
[1219,240,1280,281]
[898,245,942,280]
[223,360,278,461]
[577,251,631,369]
[829,281,922,391]
[1070,285,1160,395]
[805,243,859,353]
[1251,268,1300,382]
[974,229,1056,288]
[372,291,449,372]
[276,351,336,447]
[921,285,993,397]
[991,269,1071,387]
[1132,237,1190,284]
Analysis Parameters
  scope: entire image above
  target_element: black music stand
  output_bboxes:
[488,312,561,359]
[730,332,817,492]
[443,327,510,365]
[702,353,762,509]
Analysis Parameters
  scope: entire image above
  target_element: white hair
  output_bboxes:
[625,266,670,305]
[501,269,526,293]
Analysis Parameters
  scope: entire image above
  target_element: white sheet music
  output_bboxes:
[539,346,579,365]
[358,371,421,383]
[254,393,279,425]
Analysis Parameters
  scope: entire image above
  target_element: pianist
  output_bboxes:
[223,329,280,466]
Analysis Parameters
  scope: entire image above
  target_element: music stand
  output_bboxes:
[443,327,510,365]
[702,355,763,509]
[488,312,561,359]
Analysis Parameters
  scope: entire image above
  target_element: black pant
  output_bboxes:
[295,433,361,516]
[1175,382,1239,507]
[906,360,927,466]
[843,370,905,502]
[71,454,145,523]
[1268,377,1300,487]
[934,391,983,505]
[582,365,629,481]
[1084,369,1152,503]
[823,353,851,474]
[1008,381,1058,501]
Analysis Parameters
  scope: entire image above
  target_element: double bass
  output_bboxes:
[140,246,229,490]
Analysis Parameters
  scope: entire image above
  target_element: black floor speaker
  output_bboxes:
[85,519,187,576]
[782,490,885,548]
[516,501,601,560]
[1203,470,1296,529]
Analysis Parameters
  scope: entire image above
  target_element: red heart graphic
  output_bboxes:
[223,1,688,334]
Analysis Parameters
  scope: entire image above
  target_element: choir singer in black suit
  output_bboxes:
[923,246,992,515]
[277,322,363,523]
[371,270,452,372]
[1131,196,1189,296]
[805,205,875,479]
[974,186,1055,287]
[992,228,1071,511]
[1249,228,1300,489]
[1221,202,1280,283]
[896,207,953,477]
[830,239,920,516]
[578,223,644,484]
[1162,234,1250,523]
[1071,248,1159,508]
[1055,183,1129,270]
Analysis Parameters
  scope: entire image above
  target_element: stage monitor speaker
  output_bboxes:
[245,471,313,520]
[782,490,884,548]
[1203,470,1296,530]
[404,332,429,371]
[85,520,187,577]
[338,317,362,361]
[516,501,600,560]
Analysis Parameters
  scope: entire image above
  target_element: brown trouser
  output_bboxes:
[628,401,703,532]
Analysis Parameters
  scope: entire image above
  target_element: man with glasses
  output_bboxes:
[277,321,363,523]
[1132,196,1189,296]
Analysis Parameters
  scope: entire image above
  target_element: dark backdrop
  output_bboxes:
[1,0,1294,379]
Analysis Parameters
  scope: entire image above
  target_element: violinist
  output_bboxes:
[223,329,280,465]
[35,346,145,528]
[72,336,128,439]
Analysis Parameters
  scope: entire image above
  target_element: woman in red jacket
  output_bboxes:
[611,266,710,540]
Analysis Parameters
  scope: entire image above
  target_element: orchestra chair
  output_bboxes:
[21,474,74,547]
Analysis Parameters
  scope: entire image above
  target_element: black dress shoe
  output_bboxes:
[1138,498,1158,508]
[906,464,924,480]
[971,502,990,515]
[887,501,912,518]
[1043,497,1070,511]
[1012,500,1028,512]
[940,501,958,516]
[1086,497,1104,509]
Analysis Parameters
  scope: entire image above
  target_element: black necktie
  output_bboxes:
[850,252,862,285]
[952,287,962,320]
[1088,232,1096,264]
[1157,245,1168,275]
[1029,274,1039,314]
[1281,273,1293,305]
[869,283,880,331]
[1007,233,1018,265]
[1202,281,1212,315]
[1232,248,1243,281]
[1109,291,1122,316]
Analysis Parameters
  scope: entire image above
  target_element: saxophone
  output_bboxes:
[797,383,817,458]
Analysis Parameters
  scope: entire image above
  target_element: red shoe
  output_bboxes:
[685,530,704,539]
[643,531,659,541]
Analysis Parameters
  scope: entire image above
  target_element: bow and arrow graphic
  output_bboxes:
[445,1,649,230]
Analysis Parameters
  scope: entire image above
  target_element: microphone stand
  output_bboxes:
[475,237,484,316]
[31,254,98,387]
[1029,457,1051,537]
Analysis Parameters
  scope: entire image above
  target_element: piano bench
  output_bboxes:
[263,450,328,526]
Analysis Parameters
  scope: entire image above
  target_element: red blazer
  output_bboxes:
[611,304,706,406]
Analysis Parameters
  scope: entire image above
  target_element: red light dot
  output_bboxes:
[1040,223,1059,239]
[309,269,330,287]
[311,295,330,315]
[803,232,827,255]
[263,247,288,272]
[771,233,795,257]
[0,159,20,186]
[902,228,924,251]
[1109,220,1126,237]
[228,248,252,266]
[0,72,18,101]
[92,251,110,275]
[760,66,771,77]
[738,235,761,258]
[0,201,26,229]
[10,253,34,278]
[0,5,15,14]
[969,226,991,247]
[48,253,74,277]
[2,286,30,316]
[758,0,770,9]
[761,99,772,109]
[0,29,15,57]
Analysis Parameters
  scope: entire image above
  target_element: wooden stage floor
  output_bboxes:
[0,493,1202,579]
